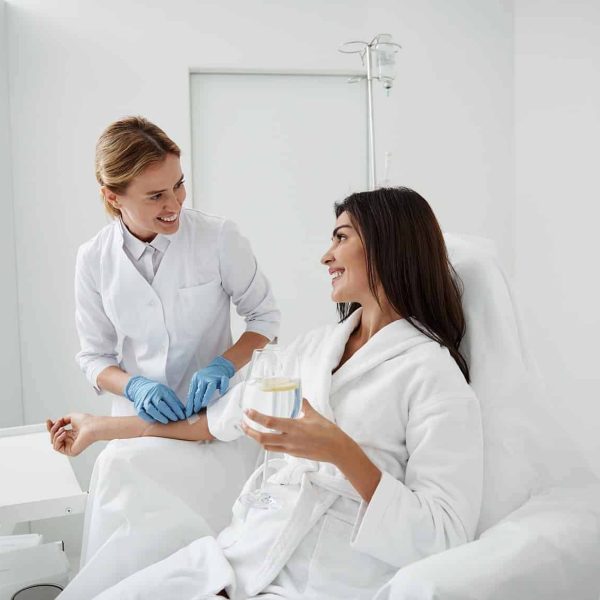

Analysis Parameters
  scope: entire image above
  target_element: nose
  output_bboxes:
[321,245,334,266]
[163,191,181,211]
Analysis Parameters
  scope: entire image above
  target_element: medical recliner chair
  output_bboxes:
[371,235,600,600]
[48,234,600,600]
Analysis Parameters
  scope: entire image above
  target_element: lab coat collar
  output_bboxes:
[109,218,179,305]
[118,218,171,260]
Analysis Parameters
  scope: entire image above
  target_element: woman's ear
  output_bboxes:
[101,186,120,210]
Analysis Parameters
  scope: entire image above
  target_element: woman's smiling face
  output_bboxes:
[103,153,186,242]
[321,211,370,304]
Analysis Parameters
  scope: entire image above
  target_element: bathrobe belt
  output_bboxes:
[245,458,361,596]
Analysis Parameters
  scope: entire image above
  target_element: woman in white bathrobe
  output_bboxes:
[49,187,483,600]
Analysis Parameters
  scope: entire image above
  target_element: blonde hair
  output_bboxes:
[95,116,181,218]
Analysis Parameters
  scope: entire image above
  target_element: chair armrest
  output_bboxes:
[373,485,600,600]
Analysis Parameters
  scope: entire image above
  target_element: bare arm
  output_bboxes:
[97,413,214,442]
[96,365,132,396]
[335,436,382,503]
[47,411,214,457]
[222,331,270,371]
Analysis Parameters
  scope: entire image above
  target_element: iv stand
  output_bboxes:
[365,45,376,190]
[339,35,402,191]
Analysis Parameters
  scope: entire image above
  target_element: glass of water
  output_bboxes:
[240,346,301,510]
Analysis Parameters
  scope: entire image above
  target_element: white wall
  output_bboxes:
[515,1,600,471]
[191,73,368,345]
[375,0,514,268]
[0,0,22,428]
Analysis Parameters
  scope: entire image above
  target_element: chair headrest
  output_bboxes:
[444,234,594,533]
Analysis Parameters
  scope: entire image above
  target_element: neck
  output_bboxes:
[354,297,402,343]
[122,216,156,243]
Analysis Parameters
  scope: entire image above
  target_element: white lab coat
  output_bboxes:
[75,207,280,406]
[89,309,483,600]
[71,208,278,593]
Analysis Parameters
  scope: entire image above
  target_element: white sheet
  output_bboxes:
[60,435,259,600]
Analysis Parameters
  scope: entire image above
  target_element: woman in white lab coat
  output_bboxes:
[77,116,280,419]
[51,187,483,600]
[72,116,280,580]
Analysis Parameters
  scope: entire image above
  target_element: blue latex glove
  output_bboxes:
[125,376,186,424]
[186,356,235,417]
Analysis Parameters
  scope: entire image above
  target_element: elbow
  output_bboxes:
[77,353,119,387]
[245,312,281,340]
[436,502,478,552]
[412,495,477,558]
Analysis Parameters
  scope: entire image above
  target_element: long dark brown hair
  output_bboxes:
[335,187,470,382]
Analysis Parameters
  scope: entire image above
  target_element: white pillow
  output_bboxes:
[444,234,595,533]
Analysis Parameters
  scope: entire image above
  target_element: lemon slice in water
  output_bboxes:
[259,377,298,392]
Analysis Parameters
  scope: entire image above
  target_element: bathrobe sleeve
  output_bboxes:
[206,381,245,442]
[207,330,313,442]
[74,244,120,394]
[218,220,281,341]
[350,390,483,568]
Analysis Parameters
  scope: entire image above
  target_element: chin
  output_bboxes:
[159,222,180,234]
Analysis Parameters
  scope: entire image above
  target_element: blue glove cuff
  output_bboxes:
[124,375,150,402]
[209,356,235,378]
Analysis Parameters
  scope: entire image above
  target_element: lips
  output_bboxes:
[329,268,345,283]
[157,214,178,223]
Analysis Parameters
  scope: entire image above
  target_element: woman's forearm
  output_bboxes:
[222,331,270,372]
[335,436,382,503]
[94,411,215,443]
[97,365,132,396]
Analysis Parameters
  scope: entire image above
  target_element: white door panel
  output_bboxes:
[190,73,367,344]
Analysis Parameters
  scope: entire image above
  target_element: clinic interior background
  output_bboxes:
[1,0,599,545]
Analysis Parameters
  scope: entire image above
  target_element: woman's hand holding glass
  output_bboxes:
[242,398,348,463]
[239,346,302,509]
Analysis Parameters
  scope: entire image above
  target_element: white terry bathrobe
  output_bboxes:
[91,308,483,600]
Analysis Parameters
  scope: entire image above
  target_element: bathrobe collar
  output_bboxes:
[310,308,430,420]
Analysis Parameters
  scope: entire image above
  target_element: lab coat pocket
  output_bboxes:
[176,281,224,340]
[306,514,396,596]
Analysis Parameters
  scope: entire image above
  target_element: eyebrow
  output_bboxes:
[332,224,353,238]
[145,174,185,196]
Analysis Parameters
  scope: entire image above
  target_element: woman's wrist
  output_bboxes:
[333,431,360,472]
[330,428,354,466]
[334,432,382,503]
